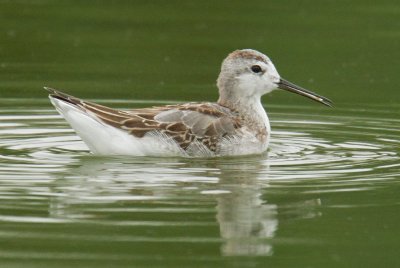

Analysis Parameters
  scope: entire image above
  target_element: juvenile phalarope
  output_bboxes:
[46,49,332,157]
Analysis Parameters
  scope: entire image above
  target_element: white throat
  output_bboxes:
[218,93,269,130]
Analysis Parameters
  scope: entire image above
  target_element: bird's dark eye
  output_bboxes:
[251,65,262,73]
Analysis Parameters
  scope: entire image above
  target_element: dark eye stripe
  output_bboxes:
[251,65,262,73]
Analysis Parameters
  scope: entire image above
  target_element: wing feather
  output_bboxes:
[46,88,242,152]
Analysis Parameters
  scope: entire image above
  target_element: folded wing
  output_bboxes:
[46,88,241,152]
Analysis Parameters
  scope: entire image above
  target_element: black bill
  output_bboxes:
[277,78,333,107]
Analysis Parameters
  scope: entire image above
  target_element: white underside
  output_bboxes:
[50,97,269,157]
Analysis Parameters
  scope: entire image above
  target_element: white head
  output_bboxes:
[217,49,279,101]
[217,49,332,108]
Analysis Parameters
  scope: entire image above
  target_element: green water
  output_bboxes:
[1,1,399,267]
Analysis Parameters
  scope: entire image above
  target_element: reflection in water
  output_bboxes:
[202,159,322,256]
[214,159,278,256]
[46,156,322,257]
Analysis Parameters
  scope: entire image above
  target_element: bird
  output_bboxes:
[46,49,332,157]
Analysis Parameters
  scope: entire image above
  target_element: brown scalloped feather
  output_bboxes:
[47,88,242,152]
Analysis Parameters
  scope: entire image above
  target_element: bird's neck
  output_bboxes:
[218,95,268,126]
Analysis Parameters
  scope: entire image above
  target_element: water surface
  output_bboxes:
[0,99,399,267]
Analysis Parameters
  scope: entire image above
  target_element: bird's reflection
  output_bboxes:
[49,155,321,257]
[211,157,278,256]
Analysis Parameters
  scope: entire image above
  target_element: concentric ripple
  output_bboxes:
[0,101,398,183]
[268,108,399,182]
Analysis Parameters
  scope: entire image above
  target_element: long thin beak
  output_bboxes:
[277,78,333,107]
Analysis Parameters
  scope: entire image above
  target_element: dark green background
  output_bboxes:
[1,0,398,104]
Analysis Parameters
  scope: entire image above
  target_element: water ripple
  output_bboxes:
[0,102,398,224]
